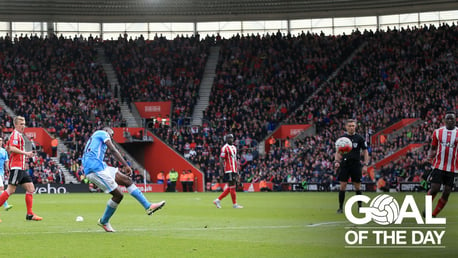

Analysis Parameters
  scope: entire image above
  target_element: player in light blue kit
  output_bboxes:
[0,137,13,218]
[82,127,165,232]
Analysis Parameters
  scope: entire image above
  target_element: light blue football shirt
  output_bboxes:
[0,147,8,176]
[82,130,111,175]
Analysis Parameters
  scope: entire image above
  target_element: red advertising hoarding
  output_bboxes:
[271,124,312,139]
[265,124,312,153]
[134,101,172,118]
[24,128,53,155]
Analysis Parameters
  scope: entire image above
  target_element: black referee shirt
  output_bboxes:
[339,133,367,163]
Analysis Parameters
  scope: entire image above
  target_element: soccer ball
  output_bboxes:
[335,137,352,154]
[76,216,84,222]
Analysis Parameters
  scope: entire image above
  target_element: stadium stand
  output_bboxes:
[0,23,457,191]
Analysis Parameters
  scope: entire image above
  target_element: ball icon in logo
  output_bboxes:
[369,194,400,225]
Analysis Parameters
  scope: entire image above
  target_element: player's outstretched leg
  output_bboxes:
[127,184,166,215]
[147,201,166,215]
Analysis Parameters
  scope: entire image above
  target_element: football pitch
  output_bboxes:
[0,192,457,257]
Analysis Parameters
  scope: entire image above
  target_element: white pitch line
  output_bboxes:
[307,221,347,227]
[0,225,307,235]
[70,224,305,233]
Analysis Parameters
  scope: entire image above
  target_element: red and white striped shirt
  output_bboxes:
[431,126,458,173]
[220,143,237,173]
[8,129,26,170]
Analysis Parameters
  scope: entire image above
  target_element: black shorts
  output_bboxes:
[8,169,33,185]
[429,169,457,187]
[337,162,362,183]
[223,172,238,183]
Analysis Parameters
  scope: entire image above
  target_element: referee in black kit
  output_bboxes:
[334,119,370,213]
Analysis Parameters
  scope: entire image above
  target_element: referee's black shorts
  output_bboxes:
[337,162,362,183]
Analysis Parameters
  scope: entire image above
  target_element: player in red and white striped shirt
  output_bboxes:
[425,111,458,217]
[213,134,243,209]
[0,116,42,221]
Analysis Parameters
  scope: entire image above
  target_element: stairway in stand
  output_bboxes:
[97,47,139,127]
[191,46,220,126]
[50,157,80,184]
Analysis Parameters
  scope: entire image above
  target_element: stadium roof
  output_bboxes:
[0,0,457,23]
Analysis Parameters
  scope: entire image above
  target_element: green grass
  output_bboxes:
[0,192,457,257]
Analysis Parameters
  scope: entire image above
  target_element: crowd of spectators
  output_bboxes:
[202,31,362,144]
[151,30,365,189]
[0,33,124,183]
[203,23,457,191]
[104,33,210,123]
[0,23,457,191]
[27,149,65,184]
[281,23,457,190]
[0,33,124,145]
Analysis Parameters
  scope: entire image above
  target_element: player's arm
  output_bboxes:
[8,146,33,157]
[4,158,9,173]
[427,145,438,163]
[219,156,225,174]
[219,145,226,175]
[427,130,438,163]
[105,139,132,175]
